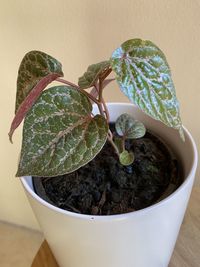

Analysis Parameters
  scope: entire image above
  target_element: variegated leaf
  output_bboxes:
[110,39,184,140]
[16,86,108,177]
[15,50,63,113]
[115,113,146,139]
[78,61,110,89]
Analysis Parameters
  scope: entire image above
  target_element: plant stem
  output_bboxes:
[101,68,112,82]
[97,71,117,152]
[98,78,103,103]
[107,129,120,156]
[84,91,101,105]
[56,78,79,89]
[97,102,105,118]
[122,136,126,151]
[97,76,110,121]
[94,78,109,121]
[56,78,100,104]
[98,68,112,103]
[102,97,110,122]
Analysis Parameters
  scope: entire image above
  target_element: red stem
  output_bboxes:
[56,78,101,104]
[56,78,79,89]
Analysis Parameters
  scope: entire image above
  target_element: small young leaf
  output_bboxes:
[78,61,110,89]
[110,39,184,140]
[15,50,63,113]
[115,113,146,139]
[119,150,134,166]
[16,86,108,177]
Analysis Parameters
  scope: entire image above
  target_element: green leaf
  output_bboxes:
[110,39,184,140]
[78,61,110,89]
[15,51,63,113]
[119,150,134,166]
[16,86,108,177]
[115,113,146,139]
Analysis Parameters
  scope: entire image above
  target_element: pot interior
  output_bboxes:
[22,103,198,215]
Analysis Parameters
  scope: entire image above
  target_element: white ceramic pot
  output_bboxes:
[21,103,198,267]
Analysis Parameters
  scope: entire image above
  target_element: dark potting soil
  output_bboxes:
[33,126,182,215]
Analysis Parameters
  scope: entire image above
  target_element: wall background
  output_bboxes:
[0,0,199,230]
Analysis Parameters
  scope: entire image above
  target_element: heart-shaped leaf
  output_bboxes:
[115,113,146,139]
[16,86,108,177]
[78,61,110,89]
[15,50,63,113]
[110,39,184,140]
[119,150,134,166]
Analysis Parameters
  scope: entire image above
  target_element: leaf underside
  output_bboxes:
[78,61,110,89]
[110,39,184,139]
[15,50,63,113]
[16,86,108,177]
[9,73,61,143]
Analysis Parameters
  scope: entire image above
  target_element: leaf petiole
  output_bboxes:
[56,78,101,105]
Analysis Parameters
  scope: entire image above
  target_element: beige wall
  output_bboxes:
[0,0,199,230]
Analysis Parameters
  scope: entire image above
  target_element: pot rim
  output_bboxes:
[21,103,198,221]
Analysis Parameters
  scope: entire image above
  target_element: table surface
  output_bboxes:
[32,187,200,267]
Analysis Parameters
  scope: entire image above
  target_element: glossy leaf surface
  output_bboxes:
[110,39,184,139]
[16,86,108,177]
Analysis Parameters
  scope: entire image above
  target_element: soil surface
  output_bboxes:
[33,126,182,215]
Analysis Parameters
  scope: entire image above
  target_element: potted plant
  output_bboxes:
[9,39,197,267]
